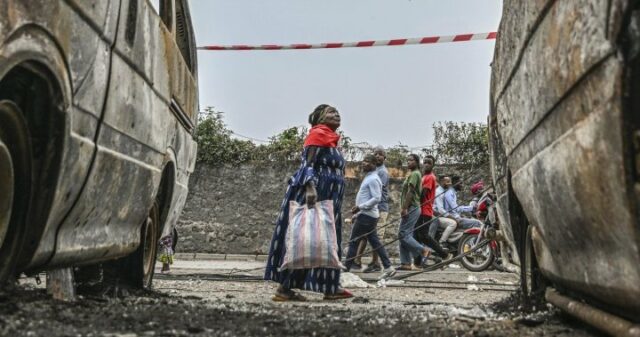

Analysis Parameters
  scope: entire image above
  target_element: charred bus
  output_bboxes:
[0,0,198,288]
[489,0,640,332]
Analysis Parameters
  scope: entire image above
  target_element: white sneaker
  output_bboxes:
[379,266,397,280]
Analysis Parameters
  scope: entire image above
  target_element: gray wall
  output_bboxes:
[177,161,485,255]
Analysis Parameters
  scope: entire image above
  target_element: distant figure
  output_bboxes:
[343,154,396,280]
[264,104,352,301]
[158,228,177,274]
[353,146,390,273]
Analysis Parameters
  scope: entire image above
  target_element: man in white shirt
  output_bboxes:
[430,176,458,244]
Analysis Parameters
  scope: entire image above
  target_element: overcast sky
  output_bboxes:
[186,1,502,148]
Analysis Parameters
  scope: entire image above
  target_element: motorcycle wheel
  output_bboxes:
[458,234,494,272]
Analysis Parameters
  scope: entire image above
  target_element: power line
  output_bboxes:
[230,131,269,143]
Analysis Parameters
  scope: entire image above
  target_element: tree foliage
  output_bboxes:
[195,107,256,165]
[385,144,410,167]
[430,122,488,167]
[256,126,307,161]
[195,107,487,168]
[195,107,353,165]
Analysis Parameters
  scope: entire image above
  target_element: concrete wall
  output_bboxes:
[177,161,486,255]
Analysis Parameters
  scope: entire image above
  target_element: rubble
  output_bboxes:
[0,261,602,337]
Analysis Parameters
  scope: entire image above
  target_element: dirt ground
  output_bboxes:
[0,258,603,337]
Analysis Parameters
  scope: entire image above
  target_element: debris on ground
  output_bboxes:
[0,262,601,337]
[340,272,372,288]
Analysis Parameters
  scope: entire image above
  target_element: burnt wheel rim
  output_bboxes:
[0,141,13,249]
[0,101,31,282]
[142,203,159,287]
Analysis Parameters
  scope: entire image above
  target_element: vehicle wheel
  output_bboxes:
[521,226,547,308]
[0,101,32,286]
[108,201,160,289]
[133,201,160,289]
[458,234,494,272]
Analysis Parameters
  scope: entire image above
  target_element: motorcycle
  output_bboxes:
[456,191,502,272]
[457,220,497,272]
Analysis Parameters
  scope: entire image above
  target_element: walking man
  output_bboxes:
[398,154,431,270]
[355,146,390,273]
[344,154,396,279]
[414,157,450,262]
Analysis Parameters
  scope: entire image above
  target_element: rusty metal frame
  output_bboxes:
[546,288,640,337]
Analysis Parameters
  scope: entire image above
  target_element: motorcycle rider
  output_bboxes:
[430,175,459,245]
[443,176,483,229]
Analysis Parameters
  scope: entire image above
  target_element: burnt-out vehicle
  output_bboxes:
[489,0,640,332]
[0,0,198,288]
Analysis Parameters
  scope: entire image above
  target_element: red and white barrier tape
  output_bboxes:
[197,32,497,51]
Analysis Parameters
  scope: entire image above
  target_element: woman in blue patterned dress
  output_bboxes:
[264,104,353,301]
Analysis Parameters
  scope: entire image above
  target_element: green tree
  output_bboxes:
[257,127,354,161]
[259,126,307,161]
[430,122,488,167]
[194,107,255,165]
[386,144,410,167]
[194,106,358,164]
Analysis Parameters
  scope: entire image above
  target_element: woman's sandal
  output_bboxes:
[323,288,354,300]
[272,289,307,302]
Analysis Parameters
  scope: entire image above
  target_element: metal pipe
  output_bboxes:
[545,288,640,337]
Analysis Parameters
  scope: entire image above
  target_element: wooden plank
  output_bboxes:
[46,268,76,301]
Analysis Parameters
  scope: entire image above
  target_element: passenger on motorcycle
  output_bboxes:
[430,176,459,245]
[443,176,483,229]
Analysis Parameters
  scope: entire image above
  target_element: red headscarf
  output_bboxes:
[303,124,340,148]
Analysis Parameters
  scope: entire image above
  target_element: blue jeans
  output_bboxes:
[458,217,483,229]
[398,206,423,265]
[345,214,392,269]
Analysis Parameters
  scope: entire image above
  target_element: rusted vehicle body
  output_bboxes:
[0,0,198,287]
[489,0,640,327]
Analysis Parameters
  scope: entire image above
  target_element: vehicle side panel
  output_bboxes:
[512,58,640,313]
[49,0,197,266]
[491,0,550,98]
[495,1,612,156]
[0,0,121,268]
[491,0,640,316]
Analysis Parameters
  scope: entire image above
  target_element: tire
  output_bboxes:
[0,101,32,286]
[520,225,547,307]
[133,201,160,289]
[458,233,494,272]
[106,201,160,289]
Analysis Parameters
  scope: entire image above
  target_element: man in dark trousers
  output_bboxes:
[355,146,391,273]
[413,156,451,267]
[344,154,396,280]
